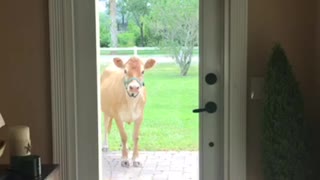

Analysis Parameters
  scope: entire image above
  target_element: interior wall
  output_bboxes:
[247,0,318,180]
[317,0,320,89]
[317,0,320,119]
[318,0,320,81]
[315,1,320,176]
[0,0,318,177]
[317,0,320,117]
[0,1,52,163]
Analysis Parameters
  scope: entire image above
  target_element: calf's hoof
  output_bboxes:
[133,161,142,167]
[121,160,130,168]
[102,146,109,152]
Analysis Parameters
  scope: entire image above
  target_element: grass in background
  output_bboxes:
[100,48,199,56]
[100,62,199,151]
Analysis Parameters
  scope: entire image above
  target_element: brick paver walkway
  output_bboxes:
[102,151,199,180]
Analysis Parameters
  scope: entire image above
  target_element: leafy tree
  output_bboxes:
[262,44,308,180]
[117,0,128,27]
[136,22,161,46]
[99,12,111,47]
[124,0,152,47]
[148,0,199,76]
[101,0,161,47]
[118,22,137,47]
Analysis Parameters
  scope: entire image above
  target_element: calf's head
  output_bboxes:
[114,57,156,98]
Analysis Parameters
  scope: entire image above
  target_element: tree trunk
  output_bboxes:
[180,60,191,76]
[180,63,189,76]
[110,0,118,47]
[176,48,193,76]
[140,22,145,47]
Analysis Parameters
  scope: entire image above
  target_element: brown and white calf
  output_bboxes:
[100,56,156,167]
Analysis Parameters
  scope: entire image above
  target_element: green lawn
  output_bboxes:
[100,62,199,151]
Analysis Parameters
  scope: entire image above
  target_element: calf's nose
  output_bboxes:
[129,85,140,92]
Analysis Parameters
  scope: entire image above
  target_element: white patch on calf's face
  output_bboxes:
[124,62,145,97]
[127,80,141,97]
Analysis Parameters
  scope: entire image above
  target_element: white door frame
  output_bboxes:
[48,0,247,179]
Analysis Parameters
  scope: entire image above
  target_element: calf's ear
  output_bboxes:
[144,59,156,70]
[113,58,125,68]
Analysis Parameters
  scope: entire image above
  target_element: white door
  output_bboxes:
[199,0,224,179]
[49,0,247,179]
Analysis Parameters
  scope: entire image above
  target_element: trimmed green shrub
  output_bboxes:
[262,44,308,180]
[118,32,136,47]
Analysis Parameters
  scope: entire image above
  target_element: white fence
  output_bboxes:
[100,46,199,56]
[100,46,160,56]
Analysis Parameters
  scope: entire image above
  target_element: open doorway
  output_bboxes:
[98,0,200,179]
[48,0,247,179]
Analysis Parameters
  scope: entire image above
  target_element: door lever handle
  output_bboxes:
[193,102,217,113]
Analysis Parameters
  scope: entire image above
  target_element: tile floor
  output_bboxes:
[102,151,198,180]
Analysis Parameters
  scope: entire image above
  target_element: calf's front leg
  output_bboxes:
[115,119,129,167]
[102,115,111,152]
[132,119,143,167]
